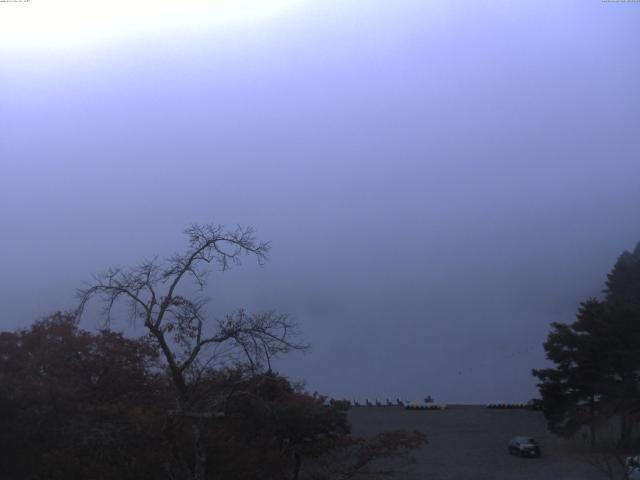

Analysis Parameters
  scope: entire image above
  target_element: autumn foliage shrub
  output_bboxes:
[0,313,425,480]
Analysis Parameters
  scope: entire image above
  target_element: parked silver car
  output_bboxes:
[507,436,541,458]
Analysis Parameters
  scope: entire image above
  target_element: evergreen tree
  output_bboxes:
[604,242,640,306]
[533,242,640,445]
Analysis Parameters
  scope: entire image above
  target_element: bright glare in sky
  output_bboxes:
[0,0,303,53]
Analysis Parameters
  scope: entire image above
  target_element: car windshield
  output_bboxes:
[514,437,536,444]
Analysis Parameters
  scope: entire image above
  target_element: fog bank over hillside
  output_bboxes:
[2,0,640,403]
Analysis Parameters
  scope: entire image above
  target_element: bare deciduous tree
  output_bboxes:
[76,223,308,480]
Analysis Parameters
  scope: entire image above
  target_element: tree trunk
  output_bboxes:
[192,422,207,480]
[293,452,302,480]
[620,414,631,448]
[590,396,597,447]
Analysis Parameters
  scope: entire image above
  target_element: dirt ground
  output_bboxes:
[348,405,606,480]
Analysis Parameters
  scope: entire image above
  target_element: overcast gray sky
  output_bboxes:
[1,0,640,403]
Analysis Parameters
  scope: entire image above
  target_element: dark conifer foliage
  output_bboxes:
[604,242,640,306]
[533,242,640,444]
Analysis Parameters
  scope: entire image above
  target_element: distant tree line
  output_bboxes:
[0,224,425,480]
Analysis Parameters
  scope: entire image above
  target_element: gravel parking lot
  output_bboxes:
[349,405,606,480]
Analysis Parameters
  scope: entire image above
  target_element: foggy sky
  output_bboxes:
[2,1,640,403]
